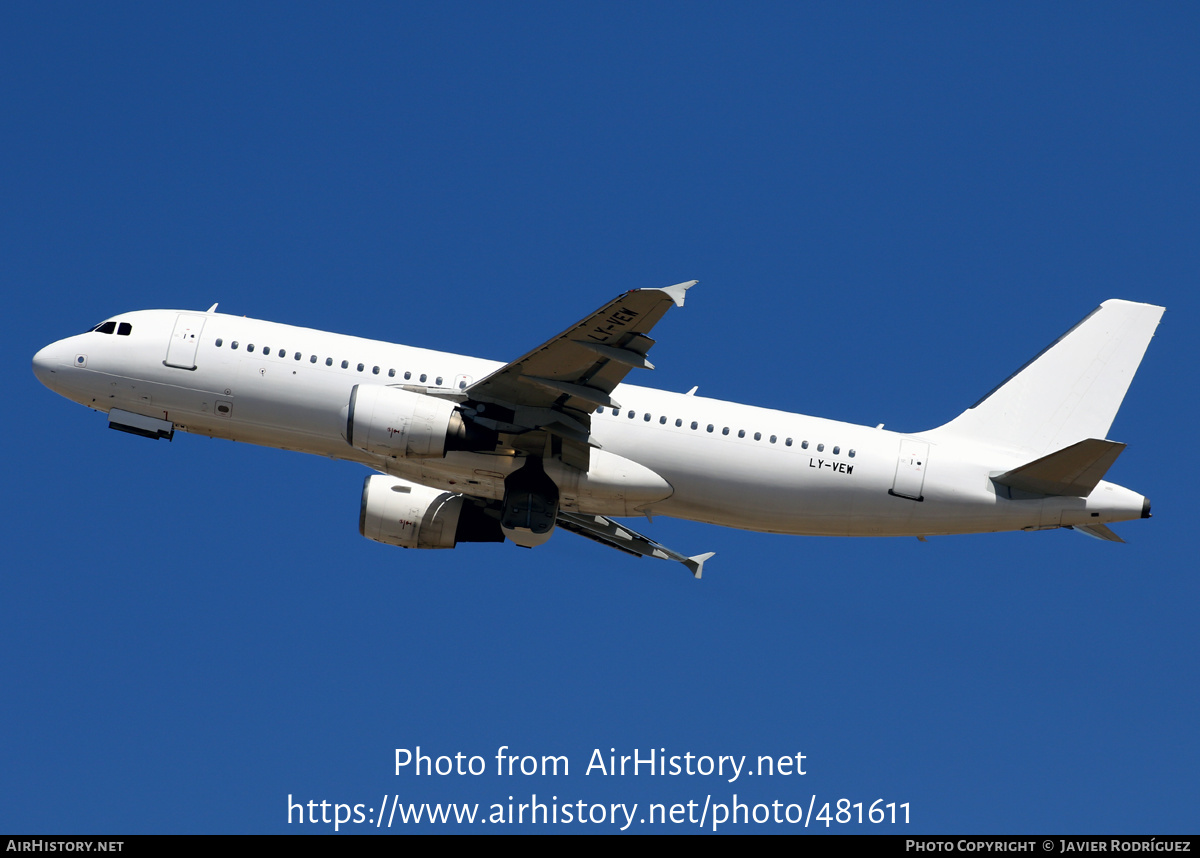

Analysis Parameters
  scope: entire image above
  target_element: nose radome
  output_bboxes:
[32,342,65,389]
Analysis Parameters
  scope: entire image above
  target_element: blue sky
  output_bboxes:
[4,3,1197,834]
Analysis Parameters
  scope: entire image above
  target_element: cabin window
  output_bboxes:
[247,344,255,353]
[310,355,317,363]
[231,341,239,350]
[675,418,682,427]
[117,322,132,336]
[691,421,698,430]
[628,410,635,419]
[325,357,333,366]
[833,446,840,455]
[644,413,651,421]
[849,449,856,458]
[801,440,809,449]
[770,435,777,444]
[262,346,269,354]
[706,424,714,433]
[785,438,793,446]
[659,416,667,424]
[276,349,284,357]
[817,443,824,452]
[754,432,761,441]
[435,376,443,386]
[388,369,395,377]
[419,373,427,383]
[341,360,349,369]
[294,352,301,360]
[721,427,729,435]
[372,366,380,375]
[215,338,223,347]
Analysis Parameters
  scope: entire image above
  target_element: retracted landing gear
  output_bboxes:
[500,458,559,548]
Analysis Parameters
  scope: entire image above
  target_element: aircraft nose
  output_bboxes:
[32,341,66,389]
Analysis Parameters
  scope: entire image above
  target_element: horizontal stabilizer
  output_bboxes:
[1068,523,1126,543]
[993,438,1125,497]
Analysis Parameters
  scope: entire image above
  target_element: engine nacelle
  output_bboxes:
[345,384,494,459]
[359,475,503,549]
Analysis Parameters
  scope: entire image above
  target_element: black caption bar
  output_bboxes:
[3,835,1197,846]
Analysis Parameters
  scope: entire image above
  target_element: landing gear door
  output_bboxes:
[891,439,929,501]
[165,313,206,370]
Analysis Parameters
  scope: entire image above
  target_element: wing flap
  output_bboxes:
[572,337,655,370]
[521,376,621,410]
[557,511,712,578]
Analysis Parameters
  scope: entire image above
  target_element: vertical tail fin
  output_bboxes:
[931,299,1164,456]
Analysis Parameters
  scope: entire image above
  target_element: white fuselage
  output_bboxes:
[32,308,1149,539]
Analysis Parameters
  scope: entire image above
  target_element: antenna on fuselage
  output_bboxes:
[205,303,219,313]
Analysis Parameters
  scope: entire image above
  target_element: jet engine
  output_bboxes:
[359,475,503,549]
[344,384,496,459]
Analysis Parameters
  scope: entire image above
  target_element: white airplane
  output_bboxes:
[32,283,1163,577]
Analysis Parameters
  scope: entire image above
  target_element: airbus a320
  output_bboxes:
[32,283,1163,577]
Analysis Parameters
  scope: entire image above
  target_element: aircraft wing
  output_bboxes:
[557,511,714,578]
[463,281,696,468]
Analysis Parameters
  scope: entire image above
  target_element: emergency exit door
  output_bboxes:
[890,439,929,501]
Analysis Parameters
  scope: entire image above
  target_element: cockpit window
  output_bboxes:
[117,322,132,336]
[92,321,117,334]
